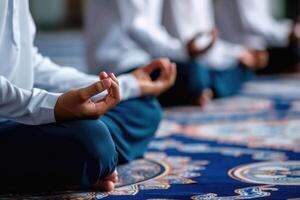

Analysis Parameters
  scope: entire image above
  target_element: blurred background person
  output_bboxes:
[28,0,300,107]
[162,0,268,106]
[85,0,185,75]
[85,0,219,107]
[216,0,300,74]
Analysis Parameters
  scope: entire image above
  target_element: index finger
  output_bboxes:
[78,79,111,101]
[108,77,121,101]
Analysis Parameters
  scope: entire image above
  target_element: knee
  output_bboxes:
[68,120,118,185]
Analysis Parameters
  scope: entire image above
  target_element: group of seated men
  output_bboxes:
[0,0,299,193]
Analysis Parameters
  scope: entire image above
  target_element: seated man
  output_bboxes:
[216,0,300,74]
[85,0,267,107]
[85,0,213,106]
[0,0,176,193]
[161,0,268,106]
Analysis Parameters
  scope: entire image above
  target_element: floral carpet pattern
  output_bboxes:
[3,75,300,199]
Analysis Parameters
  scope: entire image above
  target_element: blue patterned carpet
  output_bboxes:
[1,75,299,200]
[3,33,299,199]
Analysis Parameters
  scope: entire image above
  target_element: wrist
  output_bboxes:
[54,95,64,122]
[132,69,148,96]
[54,93,73,122]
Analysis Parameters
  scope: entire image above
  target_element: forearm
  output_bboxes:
[33,53,95,92]
[33,56,140,101]
[128,22,188,60]
[237,0,292,47]
[117,0,188,61]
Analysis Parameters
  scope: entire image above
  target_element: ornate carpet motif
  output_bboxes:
[158,119,300,152]
[165,96,272,114]
[142,185,277,200]
[149,139,287,161]
[242,74,300,100]
[229,161,300,185]
[163,97,273,124]
[191,185,278,200]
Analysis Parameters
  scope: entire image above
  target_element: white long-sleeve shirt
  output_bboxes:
[0,0,140,125]
[85,0,188,75]
[215,0,293,49]
[163,0,246,70]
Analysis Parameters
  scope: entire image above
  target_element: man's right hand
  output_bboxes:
[54,72,120,122]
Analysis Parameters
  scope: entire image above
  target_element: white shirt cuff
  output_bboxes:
[22,90,61,125]
[37,92,61,124]
[42,93,62,123]
[118,73,141,100]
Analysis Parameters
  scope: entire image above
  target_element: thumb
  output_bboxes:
[78,79,111,101]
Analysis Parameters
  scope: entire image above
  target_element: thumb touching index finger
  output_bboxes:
[78,79,111,101]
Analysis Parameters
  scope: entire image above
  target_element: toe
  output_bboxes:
[104,170,118,183]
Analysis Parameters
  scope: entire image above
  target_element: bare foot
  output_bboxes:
[66,170,118,192]
[93,170,118,192]
[191,89,213,107]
